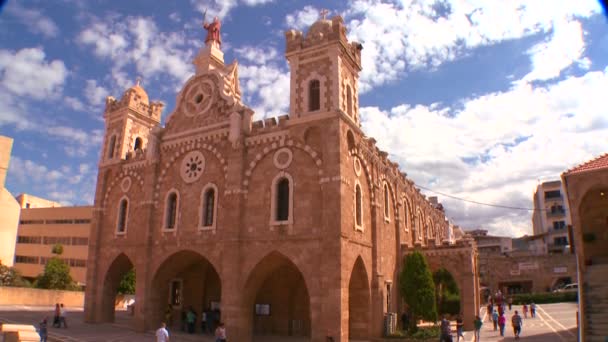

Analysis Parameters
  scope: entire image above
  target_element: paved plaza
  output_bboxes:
[0,303,577,341]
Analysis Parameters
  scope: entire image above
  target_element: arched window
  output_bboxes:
[201,186,216,228]
[309,80,320,112]
[164,191,178,230]
[116,198,128,233]
[384,184,390,219]
[355,184,362,227]
[134,137,142,151]
[346,85,353,117]
[276,178,290,221]
[107,135,117,160]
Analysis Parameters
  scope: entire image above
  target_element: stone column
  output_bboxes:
[459,266,477,330]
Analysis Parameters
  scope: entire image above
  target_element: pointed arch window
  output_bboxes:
[355,183,363,228]
[309,80,320,112]
[200,184,218,229]
[107,135,117,160]
[270,172,294,225]
[346,85,353,117]
[164,191,179,230]
[116,197,128,234]
[383,183,390,220]
[134,137,142,151]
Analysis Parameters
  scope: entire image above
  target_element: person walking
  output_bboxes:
[52,304,60,328]
[38,318,48,342]
[156,322,170,342]
[508,297,513,311]
[498,313,506,337]
[401,311,409,331]
[455,315,464,342]
[486,303,493,322]
[492,310,498,331]
[530,302,536,318]
[201,309,207,334]
[440,315,452,342]
[473,315,482,342]
[523,304,528,319]
[59,304,68,328]
[215,322,227,342]
[186,306,196,334]
[511,310,523,339]
[165,304,173,328]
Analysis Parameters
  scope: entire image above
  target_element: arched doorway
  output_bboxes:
[149,250,221,332]
[244,251,311,340]
[101,253,134,322]
[349,256,370,340]
[433,268,460,317]
[580,187,608,263]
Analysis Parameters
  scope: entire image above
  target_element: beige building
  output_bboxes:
[14,204,92,285]
[0,136,20,267]
[467,229,512,254]
[83,15,480,341]
[562,154,608,341]
[532,180,572,254]
[15,193,61,209]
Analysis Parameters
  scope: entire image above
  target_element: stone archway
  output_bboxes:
[349,256,370,340]
[148,250,221,332]
[579,187,608,263]
[243,251,311,340]
[101,253,134,323]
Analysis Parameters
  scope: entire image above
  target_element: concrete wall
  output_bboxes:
[0,287,84,307]
[0,136,20,267]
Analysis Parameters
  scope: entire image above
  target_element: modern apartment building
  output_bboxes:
[466,229,513,254]
[532,180,572,254]
[14,203,93,285]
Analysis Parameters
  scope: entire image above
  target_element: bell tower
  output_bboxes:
[285,13,363,124]
[100,79,164,165]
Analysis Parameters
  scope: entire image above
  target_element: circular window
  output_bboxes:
[120,177,132,192]
[180,151,205,183]
[195,94,203,104]
[353,157,362,176]
[273,148,293,169]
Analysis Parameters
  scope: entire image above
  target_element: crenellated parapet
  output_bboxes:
[105,88,164,122]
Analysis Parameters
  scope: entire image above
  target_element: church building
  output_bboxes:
[84,14,479,341]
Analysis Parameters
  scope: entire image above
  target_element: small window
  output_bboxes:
[107,135,117,159]
[117,198,128,233]
[309,80,320,112]
[355,184,362,227]
[134,137,142,151]
[25,203,30,208]
[202,187,215,227]
[276,178,290,221]
[346,85,353,117]
[383,184,390,219]
[165,192,178,230]
[169,279,182,306]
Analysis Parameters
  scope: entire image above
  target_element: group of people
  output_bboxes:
[158,304,226,342]
[37,303,68,342]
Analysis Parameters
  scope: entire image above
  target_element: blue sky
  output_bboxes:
[0,0,607,237]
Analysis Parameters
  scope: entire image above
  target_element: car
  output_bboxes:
[555,283,578,293]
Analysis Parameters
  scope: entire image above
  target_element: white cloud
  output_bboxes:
[191,0,238,19]
[345,0,603,92]
[241,0,273,5]
[523,19,586,82]
[169,12,181,23]
[84,80,109,107]
[64,96,86,111]
[6,2,59,38]
[239,63,290,118]
[285,6,320,31]
[360,67,608,236]
[234,46,278,65]
[0,47,67,99]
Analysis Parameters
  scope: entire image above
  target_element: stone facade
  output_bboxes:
[84,16,477,341]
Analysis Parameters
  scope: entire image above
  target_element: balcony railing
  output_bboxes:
[547,210,566,217]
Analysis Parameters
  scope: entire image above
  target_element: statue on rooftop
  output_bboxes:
[203,11,222,47]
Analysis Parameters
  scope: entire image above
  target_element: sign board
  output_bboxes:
[553,266,568,273]
[510,269,520,276]
[518,262,539,271]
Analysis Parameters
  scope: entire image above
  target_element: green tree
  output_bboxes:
[0,260,26,287]
[51,244,64,255]
[36,257,75,290]
[117,269,136,295]
[399,251,437,331]
[433,268,460,315]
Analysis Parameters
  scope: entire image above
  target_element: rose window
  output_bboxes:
[180,151,205,183]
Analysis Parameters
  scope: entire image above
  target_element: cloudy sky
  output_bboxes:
[0,0,606,237]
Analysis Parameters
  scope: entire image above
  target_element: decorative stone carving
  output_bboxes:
[353,156,362,176]
[180,151,205,183]
[120,177,132,192]
[182,79,215,117]
[273,148,293,169]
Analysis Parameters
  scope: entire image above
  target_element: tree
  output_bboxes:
[433,268,460,315]
[399,251,437,331]
[36,257,75,290]
[0,260,26,287]
[51,244,64,255]
[117,269,136,295]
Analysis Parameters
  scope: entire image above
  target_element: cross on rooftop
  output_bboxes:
[135,76,142,86]
[320,9,329,20]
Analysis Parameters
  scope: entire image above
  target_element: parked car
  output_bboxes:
[554,283,578,293]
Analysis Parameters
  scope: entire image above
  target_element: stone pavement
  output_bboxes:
[0,303,577,341]
[474,303,578,341]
